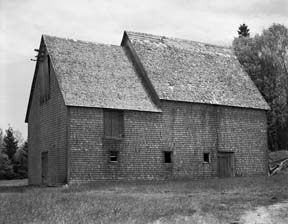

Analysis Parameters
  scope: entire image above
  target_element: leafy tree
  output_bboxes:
[3,127,18,162]
[238,23,250,37]
[233,23,288,151]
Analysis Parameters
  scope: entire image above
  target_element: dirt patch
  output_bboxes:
[152,202,288,224]
[240,201,288,224]
[151,213,222,224]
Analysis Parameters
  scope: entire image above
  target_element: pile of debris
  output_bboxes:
[269,150,288,176]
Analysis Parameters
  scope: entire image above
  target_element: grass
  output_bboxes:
[0,175,288,224]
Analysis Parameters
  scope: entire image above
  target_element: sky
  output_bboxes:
[0,0,287,139]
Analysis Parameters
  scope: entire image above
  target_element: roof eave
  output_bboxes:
[25,35,45,123]
[66,104,162,113]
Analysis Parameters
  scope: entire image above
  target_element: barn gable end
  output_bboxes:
[26,37,67,185]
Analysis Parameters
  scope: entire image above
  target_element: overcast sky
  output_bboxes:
[0,0,287,139]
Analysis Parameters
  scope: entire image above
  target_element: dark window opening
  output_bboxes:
[104,109,124,138]
[164,151,172,163]
[203,153,210,163]
[109,151,119,162]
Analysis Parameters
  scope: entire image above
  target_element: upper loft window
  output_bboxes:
[40,54,51,104]
[104,109,124,138]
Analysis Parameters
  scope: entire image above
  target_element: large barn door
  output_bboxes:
[42,152,48,185]
[217,152,233,178]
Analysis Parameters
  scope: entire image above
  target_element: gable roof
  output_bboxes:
[42,35,161,112]
[124,31,270,110]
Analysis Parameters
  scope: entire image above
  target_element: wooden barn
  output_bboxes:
[25,31,270,185]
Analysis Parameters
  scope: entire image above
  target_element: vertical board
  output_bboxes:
[113,110,124,137]
[217,152,233,178]
[111,110,118,137]
[104,110,112,136]
[104,109,124,138]
[42,152,48,185]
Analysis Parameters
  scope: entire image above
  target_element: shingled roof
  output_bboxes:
[124,31,270,110]
[43,35,161,112]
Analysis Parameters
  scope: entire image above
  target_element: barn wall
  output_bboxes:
[160,102,219,178]
[28,69,41,185]
[68,107,163,182]
[68,101,267,183]
[217,107,268,176]
[161,101,268,177]
[27,51,67,185]
[68,107,104,182]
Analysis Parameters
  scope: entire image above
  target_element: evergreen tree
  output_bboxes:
[22,141,28,154]
[20,141,28,170]
[0,128,3,152]
[238,23,250,37]
[0,153,15,180]
[3,127,18,162]
[13,140,28,178]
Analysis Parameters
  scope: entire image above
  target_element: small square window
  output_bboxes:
[109,151,119,162]
[164,151,172,163]
[203,153,210,163]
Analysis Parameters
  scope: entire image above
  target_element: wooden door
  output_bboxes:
[217,152,233,178]
[42,152,48,185]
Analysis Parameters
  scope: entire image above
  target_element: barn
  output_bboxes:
[25,31,270,185]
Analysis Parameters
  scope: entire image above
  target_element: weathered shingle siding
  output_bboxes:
[161,102,218,178]
[28,54,67,185]
[68,101,267,183]
[41,64,67,185]
[68,107,162,182]
[68,107,104,182]
[161,101,268,178]
[28,72,41,185]
[119,110,163,179]
[217,106,268,176]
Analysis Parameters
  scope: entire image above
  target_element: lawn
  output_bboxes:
[0,175,288,224]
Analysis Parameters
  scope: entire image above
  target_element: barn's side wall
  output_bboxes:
[27,54,67,185]
[68,101,267,183]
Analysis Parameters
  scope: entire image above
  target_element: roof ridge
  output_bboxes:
[125,31,231,50]
[42,34,120,48]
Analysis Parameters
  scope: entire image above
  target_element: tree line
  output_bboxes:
[0,127,28,179]
[233,23,288,151]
